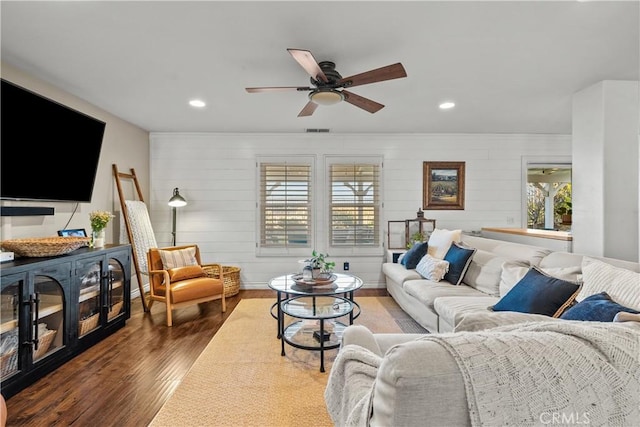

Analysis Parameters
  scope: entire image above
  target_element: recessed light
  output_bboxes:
[189,99,206,108]
[439,102,455,110]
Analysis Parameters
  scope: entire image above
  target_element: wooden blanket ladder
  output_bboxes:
[112,164,150,312]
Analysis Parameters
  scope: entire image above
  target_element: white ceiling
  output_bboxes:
[1,1,638,134]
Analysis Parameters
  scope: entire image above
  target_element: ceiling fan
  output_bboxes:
[245,48,407,117]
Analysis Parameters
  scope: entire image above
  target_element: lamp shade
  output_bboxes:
[168,188,187,207]
[309,89,344,106]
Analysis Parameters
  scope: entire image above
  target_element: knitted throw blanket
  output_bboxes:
[325,344,381,426]
[418,321,640,426]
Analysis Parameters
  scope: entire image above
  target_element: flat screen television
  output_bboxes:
[1,79,106,203]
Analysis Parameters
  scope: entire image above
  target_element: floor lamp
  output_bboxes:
[168,187,187,246]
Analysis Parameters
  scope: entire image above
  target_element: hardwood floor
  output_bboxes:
[3,289,385,426]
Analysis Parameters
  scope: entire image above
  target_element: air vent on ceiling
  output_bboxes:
[305,128,331,133]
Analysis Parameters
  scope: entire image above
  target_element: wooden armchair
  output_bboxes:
[147,245,225,326]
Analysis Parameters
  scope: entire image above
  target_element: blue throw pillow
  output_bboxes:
[400,241,429,269]
[492,267,581,317]
[560,292,639,322]
[443,242,476,285]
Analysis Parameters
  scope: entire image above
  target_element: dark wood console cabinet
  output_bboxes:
[0,244,131,399]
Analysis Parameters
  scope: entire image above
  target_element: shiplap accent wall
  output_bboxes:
[149,133,571,289]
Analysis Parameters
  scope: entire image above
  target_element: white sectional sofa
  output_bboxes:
[382,233,640,333]
[325,233,640,426]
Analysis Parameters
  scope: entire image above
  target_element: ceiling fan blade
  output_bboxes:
[342,90,384,114]
[287,48,329,83]
[246,86,311,93]
[298,101,318,117]
[337,63,407,89]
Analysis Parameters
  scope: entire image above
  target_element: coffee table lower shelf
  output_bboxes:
[280,295,354,372]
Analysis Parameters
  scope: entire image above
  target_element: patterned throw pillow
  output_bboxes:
[443,242,476,285]
[415,254,450,282]
[158,247,198,269]
[492,266,581,317]
[578,257,640,310]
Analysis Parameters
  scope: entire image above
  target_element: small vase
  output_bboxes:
[91,229,105,249]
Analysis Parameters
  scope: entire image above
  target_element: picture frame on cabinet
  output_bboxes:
[58,228,88,237]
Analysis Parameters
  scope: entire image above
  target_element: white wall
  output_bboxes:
[0,63,151,242]
[572,80,640,262]
[149,132,571,288]
[0,64,151,297]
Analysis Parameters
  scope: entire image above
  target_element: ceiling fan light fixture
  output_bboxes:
[309,89,344,106]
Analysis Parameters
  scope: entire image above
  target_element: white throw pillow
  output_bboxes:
[579,257,640,310]
[499,261,582,297]
[415,254,450,282]
[158,247,198,269]
[427,228,462,259]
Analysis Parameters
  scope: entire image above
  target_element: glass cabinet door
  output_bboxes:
[78,263,102,337]
[1,280,21,380]
[33,276,65,362]
[106,258,125,322]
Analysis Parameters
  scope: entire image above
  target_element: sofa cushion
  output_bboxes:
[454,310,561,332]
[560,291,640,322]
[461,249,506,297]
[443,242,476,285]
[433,295,500,330]
[490,243,551,266]
[404,280,487,310]
[415,254,449,281]
[427,229,462,259]
[492,266,581,317]
[538,251,584,269]
[499,261,582,297]
[400,241,429,269]
[382,262,422,285]
[579,257,640,310]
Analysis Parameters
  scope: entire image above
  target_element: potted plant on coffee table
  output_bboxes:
[306,250,336,279]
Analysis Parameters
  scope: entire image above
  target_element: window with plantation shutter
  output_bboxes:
[329,161,381,248]
[258,159,312,253]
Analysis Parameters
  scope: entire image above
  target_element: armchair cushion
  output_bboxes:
[168,265,207,282]
[159,247,198,269]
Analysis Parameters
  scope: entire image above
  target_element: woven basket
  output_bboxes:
[1,349,18,378]
[203,265,241,297]
[78,313,100,336]
[107,301,124,321]
[1,237,90,257]
[33,328,57,359]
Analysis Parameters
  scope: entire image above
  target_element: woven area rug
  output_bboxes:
[150,297,405,426]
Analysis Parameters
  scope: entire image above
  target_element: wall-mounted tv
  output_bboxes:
[1,79,106,203]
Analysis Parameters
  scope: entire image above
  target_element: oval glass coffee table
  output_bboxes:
[280,295,353,372]
[268,273,364,338]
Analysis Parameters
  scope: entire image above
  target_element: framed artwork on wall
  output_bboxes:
[423,161,465,210]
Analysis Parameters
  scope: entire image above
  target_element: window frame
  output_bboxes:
[256,155,315,257]
[324,155,384,257]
